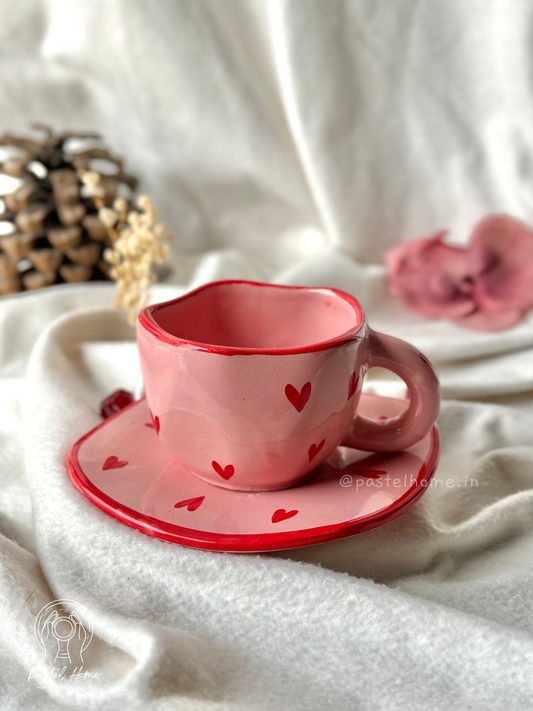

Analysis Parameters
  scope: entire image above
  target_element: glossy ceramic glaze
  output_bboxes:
[67,394,440,552]
[137,280,440,491]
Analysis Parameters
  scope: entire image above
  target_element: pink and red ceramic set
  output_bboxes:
[67,281,440,552]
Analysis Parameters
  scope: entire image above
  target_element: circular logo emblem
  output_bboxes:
[34,599,93,663]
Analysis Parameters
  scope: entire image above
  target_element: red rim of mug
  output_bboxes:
[137,280,365,356]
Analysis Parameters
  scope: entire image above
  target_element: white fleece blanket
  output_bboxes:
[2,1,533,709]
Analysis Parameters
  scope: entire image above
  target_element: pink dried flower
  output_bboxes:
[386,215,533,331]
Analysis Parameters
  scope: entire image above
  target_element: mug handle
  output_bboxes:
[341,328,440,452]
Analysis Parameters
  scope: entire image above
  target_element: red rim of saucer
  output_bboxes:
[138,280,365,356]
[66,397,440,553]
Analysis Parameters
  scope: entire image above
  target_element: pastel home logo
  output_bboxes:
[34,599,93,664]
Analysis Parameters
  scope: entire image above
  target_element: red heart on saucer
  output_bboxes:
[102,456,128,471]
[308,439,326,462]
[212,461,234,480]
[348,372,359,400]
[174,496,205,512]
[285,382,311,412]
[272,508,298,523]
[357,470,386,479]
[345,465,386,479]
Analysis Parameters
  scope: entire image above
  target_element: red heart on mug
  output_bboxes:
[174,496,205,511]
[102,456,128,471]
[148,412,160,434]
[348,372,359,400]
[285,382,311,412]
[272,508,299,523]
[308,439,326,462]
[212,461,235,480]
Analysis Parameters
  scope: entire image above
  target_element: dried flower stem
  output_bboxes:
[102,195,172,324]
[80,170,173,323]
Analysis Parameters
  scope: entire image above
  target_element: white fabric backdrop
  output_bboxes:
[1,1,533,709]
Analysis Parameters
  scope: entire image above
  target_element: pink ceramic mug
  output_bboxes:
[137,280,440,491]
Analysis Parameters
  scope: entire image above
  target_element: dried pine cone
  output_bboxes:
[0,125,138,293]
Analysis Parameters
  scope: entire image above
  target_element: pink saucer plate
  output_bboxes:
[67,393,439,553]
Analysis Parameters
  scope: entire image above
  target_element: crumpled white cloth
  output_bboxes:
[2,1,533,709]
